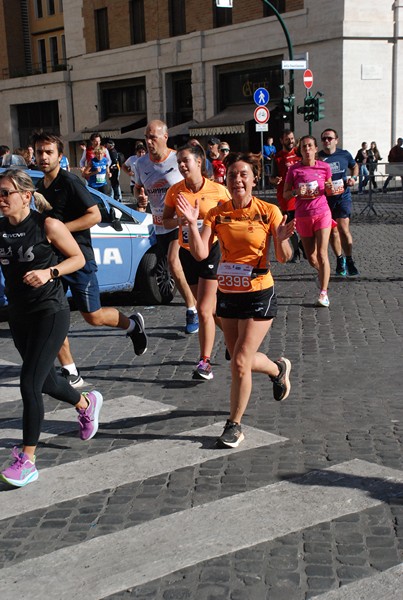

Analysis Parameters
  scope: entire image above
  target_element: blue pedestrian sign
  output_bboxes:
[253,87,270,106]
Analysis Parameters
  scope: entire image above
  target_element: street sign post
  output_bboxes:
[303,69,314,90]
[253,104,271,194]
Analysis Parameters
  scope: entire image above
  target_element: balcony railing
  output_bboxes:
[1,60,67,80]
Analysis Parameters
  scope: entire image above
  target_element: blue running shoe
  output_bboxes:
[336,256,347,277]
[185,310,199,334]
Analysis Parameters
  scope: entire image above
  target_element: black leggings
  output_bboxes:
[9,309,80,446]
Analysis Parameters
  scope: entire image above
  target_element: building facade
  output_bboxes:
[0,0,401,162]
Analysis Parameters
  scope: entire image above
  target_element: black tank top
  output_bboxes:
[0,210,68,317]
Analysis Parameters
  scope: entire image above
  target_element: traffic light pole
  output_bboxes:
[261,0,294,130]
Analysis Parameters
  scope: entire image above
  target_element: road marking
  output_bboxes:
[0,360,21,404]
[0,360,19,367]
[0,395,176,447]
[312,563,403,599]
[0,379,21,403]
[0,423,286,520]
[1,459,402,600]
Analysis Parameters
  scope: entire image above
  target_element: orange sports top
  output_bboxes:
[203,196,283,293]
[165,177,230,250]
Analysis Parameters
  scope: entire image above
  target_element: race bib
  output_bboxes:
[299,180,319,198]
[217,262,253,292]
[182,220,203,244]
[152,214,163,226]
[96,173,106,184]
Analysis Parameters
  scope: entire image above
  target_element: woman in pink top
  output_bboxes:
[283,135,333,307]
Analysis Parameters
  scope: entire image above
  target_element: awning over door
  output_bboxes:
[167,120,198,138]
[80,114,146,139]
[188,105,255,137]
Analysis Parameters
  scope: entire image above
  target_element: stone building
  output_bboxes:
[0,0,401,163]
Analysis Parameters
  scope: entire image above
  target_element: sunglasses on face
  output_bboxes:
[321,136,336,141]
[220,148,230,152]
[0,189,20,198]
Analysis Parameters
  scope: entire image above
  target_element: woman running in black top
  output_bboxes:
[0,168,103,488]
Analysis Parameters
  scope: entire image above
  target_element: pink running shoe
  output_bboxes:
[77,391,103,441]
[0,447,38,487]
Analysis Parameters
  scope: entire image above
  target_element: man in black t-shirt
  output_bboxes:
[34,132,148,387]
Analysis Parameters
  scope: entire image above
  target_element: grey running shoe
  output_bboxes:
[127,312,148,356]
[270,357,291,401]
[217,420,245,448]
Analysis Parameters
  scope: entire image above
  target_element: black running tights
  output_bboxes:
[9,309,80,446]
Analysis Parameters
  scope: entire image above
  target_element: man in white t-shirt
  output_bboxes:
[134,120,198,334]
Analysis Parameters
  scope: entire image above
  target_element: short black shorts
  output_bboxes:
[156,229,179,254]
[179,241,220,286]
[216,286,278,320]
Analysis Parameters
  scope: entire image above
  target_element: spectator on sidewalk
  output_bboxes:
[367,141,382,190]
[355,142,369,194]
[382,138,403,193]
[263,136,276,177]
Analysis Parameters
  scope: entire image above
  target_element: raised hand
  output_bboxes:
[277,215,296,242]
[177,194,199,224]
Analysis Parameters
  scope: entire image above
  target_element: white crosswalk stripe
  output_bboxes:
[2,460,403,599]
[1,383,403,600]
[0,421,286,520]
[0,378,20,404]
[0,395,176,447]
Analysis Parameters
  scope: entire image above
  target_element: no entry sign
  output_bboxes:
[303,69,314,89]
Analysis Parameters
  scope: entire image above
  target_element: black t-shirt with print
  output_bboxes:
[37,168,97,261]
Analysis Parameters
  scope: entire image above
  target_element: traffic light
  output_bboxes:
[302,96,315,122]
[314,97,325,121]
[282,95,295,114]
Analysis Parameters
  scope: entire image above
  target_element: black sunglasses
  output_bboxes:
[321,136,336,141]
[0,189,20,198]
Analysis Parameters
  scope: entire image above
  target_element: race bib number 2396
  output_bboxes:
[217,262,253,292]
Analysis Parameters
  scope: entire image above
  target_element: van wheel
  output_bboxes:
[133,249,176,305]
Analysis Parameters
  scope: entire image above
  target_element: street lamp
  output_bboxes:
[216,0,295,128]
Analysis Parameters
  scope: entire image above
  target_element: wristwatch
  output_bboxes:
[50,267,60,281]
